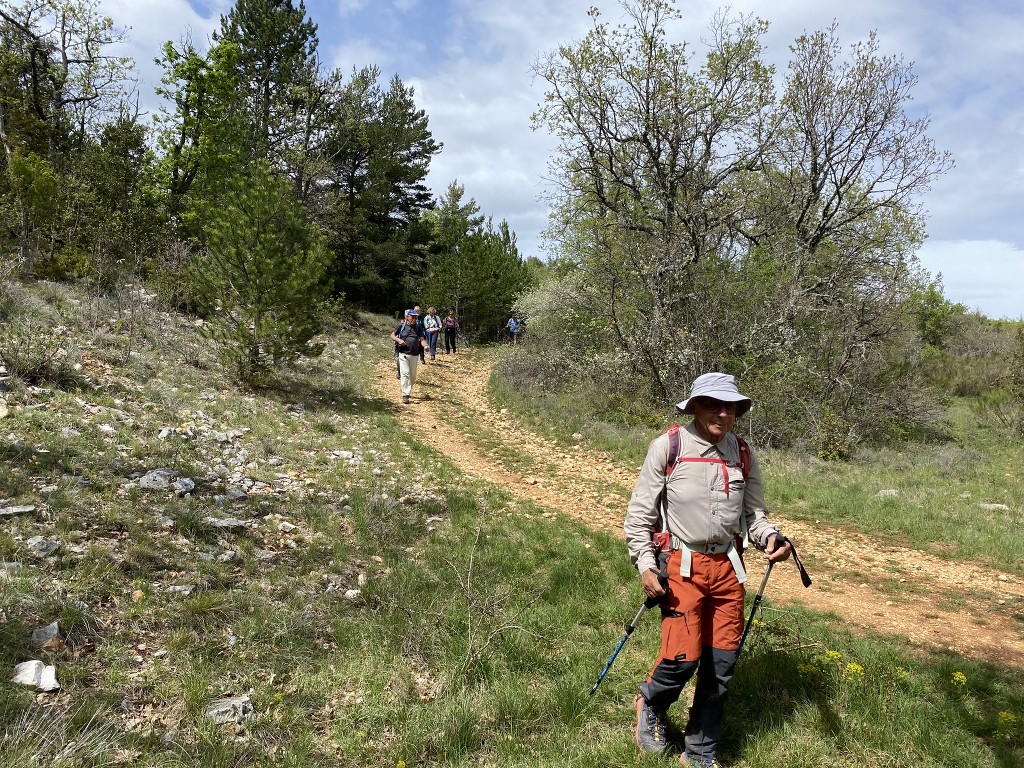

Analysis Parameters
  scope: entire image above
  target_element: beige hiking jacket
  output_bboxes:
[624,422,778,574]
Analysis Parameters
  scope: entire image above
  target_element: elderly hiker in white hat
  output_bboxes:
[624,372,793,767]
[390,309,428,404]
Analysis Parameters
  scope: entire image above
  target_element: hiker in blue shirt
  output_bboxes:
[505,316,522,345]
[423,307,442,361]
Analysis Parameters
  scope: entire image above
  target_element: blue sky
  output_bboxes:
[102,0,1024,319]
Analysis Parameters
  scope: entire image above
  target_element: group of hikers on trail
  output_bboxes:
[390,305,460,404]
[390,307,525,404]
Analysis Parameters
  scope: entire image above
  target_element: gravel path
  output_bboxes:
[375,350,1024,667]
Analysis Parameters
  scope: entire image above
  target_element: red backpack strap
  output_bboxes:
[664,424,681,477]
[735,435,751,480]
[655,424,682,539]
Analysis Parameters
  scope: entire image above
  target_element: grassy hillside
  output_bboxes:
[0,280,1021,767]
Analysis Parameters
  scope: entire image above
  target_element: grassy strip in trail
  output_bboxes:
[0,286,1021,766]
[489,360,1024,578]
[424,387,539,476]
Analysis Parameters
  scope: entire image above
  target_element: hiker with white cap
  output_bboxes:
[390,309,428,404]
[624,372,793,767]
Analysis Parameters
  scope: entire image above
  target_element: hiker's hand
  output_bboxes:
[766,533,792,562]
[641,568,666,599]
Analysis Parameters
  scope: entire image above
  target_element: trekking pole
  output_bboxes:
[736,534,813,660]
[589,592,662,697]
[590,534,672,697]
[736,560,773,660]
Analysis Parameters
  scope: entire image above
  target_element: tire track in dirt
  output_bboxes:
[374,351,1024,668]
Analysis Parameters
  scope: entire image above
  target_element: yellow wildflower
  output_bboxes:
[951,671,967,687]
[842,662,865,681]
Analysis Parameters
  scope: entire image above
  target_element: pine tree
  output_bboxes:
[189,161,330,384]
[322,69,440,308]
[215,0,319,161]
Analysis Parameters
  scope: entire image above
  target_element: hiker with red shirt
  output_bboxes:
[624,372,792,768]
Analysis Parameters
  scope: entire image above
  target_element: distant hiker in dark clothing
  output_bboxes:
[413,305,426,364]
[424,306,442,361]
[391,309,427,404]
[443,310,460,354]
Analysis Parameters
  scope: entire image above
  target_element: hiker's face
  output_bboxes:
[691,398,736,443]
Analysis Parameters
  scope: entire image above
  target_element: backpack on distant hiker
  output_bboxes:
[395,321,422,353]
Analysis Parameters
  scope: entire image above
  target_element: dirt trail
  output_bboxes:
[374,351,1024,668]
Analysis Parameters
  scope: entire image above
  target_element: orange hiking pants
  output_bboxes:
[657,549,745,664]
[639,549,746,760]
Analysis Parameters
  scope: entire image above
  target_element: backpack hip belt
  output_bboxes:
[670,537,747,584]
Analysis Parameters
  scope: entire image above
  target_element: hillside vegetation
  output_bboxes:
[1,279,1021,767]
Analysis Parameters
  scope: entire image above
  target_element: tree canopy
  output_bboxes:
[525,0,954,448]
[2,0,531,306]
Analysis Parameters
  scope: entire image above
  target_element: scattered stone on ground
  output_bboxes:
[30,621,61,648]
[25,536,60,558]
[204,695,253,725]
[11,660,60,692]
[139,468,178,490]
[204,517,253,530]
[1,504,35,518]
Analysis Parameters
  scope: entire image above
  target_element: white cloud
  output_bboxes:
[918,240,1024,320]
[325,37,402,76]
[335,0,369,14]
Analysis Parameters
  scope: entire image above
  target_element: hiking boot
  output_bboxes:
[402,395,410,404]
[635,695,668,753]
[681,754,724,768]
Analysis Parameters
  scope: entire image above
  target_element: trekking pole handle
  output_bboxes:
[642,568,670,610]
[773,533,813,588]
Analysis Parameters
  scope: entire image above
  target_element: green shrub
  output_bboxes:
[0,313,81,388]
[813,409,856,461]
[969,388,1024,436]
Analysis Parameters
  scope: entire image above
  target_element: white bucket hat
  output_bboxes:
[675,372,752,417]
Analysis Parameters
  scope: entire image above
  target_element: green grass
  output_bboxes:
[0,281,1021,766]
